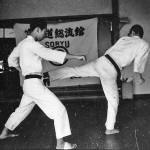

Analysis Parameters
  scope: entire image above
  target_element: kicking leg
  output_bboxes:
[49,61,99,81]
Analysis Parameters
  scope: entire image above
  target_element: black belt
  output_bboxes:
[105,54,121,88]
[25,74,42,80]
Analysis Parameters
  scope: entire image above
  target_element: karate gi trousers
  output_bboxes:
[50,56,119,130]
[5,78,71,139]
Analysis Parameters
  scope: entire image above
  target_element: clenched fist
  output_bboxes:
[134,77,145,85]
[77,55,87,61]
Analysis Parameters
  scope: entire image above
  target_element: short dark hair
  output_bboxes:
[128,24,144,38]
[29,19,47,33]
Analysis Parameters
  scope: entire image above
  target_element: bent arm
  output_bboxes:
[134,43,149,73]
[8,47,20,68]
[133,43,150,84]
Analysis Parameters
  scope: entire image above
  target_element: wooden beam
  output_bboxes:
[111,0,119,44]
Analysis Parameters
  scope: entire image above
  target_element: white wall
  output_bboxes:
[0,0,112,19]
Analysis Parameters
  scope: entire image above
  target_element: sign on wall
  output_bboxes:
[14,18,100,87]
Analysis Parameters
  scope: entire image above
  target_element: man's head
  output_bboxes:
[29,19,47,41]
[128,24,144,38]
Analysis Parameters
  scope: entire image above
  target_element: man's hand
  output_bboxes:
[134,76,145,85]
[65,54,86,61]
[77,55,87,61]
[134,72,145,85]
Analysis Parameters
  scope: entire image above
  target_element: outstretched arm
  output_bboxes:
[65,54,86,61]
[33,42,87,64]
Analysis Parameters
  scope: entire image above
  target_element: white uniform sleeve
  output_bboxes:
[33,42,66,64]
[134,42,150,73]
[8,47,20,67]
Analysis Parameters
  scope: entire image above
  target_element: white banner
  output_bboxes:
[14,18,100,87]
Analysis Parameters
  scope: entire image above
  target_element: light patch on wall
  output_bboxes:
[0,28,4,38]
[5,28,15,38]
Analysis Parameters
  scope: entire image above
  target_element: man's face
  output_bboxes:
[37,28,47,41]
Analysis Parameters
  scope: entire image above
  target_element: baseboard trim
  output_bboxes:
[133,94,150,99]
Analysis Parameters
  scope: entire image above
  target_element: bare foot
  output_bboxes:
[0,133,19,139]
[105,129,119,135]
[56,142,77,149]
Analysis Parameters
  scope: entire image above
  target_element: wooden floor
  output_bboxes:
[0,96,150,149]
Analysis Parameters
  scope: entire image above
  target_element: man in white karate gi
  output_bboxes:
[0,19,86,149]
[49,24,150,135]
